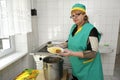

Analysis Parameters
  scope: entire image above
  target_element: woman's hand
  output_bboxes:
[58,49,84,58]
[58,49,72,57]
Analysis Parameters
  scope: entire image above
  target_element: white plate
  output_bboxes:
[47,47,64,54]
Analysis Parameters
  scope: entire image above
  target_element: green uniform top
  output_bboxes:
[68,22,104,80]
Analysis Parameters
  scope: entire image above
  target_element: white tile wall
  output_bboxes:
[27,16,39,52]
[36,0,120,76]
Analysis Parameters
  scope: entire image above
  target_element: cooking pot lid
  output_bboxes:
[43,56,63,63]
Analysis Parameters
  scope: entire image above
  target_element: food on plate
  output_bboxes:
[56,49,61,53]
[47,47,63,54]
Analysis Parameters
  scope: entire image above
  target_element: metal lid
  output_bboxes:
[43,56,63,63]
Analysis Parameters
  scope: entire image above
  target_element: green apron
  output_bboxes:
[68,23,104,80]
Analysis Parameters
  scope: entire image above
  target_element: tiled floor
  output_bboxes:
[104,54,120,80]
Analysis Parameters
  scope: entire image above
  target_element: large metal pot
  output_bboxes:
[43,56,64,80]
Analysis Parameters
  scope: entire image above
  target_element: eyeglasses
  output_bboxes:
[70,13,81,19]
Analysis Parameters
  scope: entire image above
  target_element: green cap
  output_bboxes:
[72,3,86,12]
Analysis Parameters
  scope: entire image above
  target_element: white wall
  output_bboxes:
[27,16,39,52]
[116,21,120,54]
[36,0,120,76]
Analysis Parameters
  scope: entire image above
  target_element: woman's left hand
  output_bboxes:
[58,49,72,57]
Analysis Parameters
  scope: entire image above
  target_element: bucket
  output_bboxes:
[43,56,64,80]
